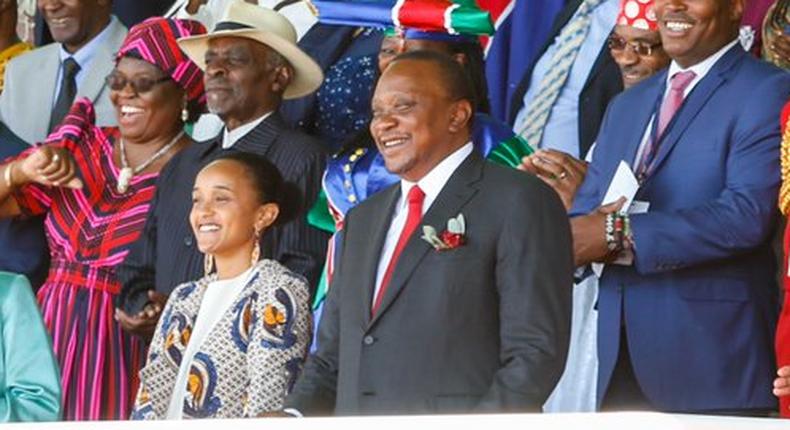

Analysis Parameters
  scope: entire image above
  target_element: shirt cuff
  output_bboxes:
[283,408,303,418]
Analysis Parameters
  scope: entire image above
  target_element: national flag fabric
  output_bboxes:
[309,0,495,35]
[480,0,565,123]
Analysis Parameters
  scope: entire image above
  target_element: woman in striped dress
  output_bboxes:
[0,18,206,420]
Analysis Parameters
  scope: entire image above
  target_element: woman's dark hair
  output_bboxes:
[446,40,491,114]
[211,152,300,226]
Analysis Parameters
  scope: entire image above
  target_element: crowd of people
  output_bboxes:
[0,0,790,422]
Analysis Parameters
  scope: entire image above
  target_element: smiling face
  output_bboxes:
[203,37,290,130]
[37,0,110,53]
[190,160,277,262]
[109,56,184,144]
[370,59,471,182]
[610,25,670,88]
[654,0,742,68]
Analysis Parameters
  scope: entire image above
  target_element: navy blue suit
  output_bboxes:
[571,45,790,411]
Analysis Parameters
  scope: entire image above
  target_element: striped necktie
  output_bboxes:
[516,0,606,148]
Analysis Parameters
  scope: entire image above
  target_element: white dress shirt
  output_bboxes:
[371,142,474,304]
[165,266,255,419]
[632,38,740,167]
[221,111,271,149]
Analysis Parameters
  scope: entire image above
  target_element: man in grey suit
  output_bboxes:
[285,51,573,416]
[0,0,126,145]
[0,0,125,289]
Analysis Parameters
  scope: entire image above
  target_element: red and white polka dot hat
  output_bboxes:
[617,0,658,31]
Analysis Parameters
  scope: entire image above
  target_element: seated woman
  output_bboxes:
[132,152,311,420]
[0,18,207,420]
[0,271,60,422]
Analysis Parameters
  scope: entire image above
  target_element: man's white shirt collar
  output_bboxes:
[665,38,739,98]
[397,142,474,214]
[58,16,116,68]
[222,111,272,149]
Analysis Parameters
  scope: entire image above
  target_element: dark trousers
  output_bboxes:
[600,326,650,411]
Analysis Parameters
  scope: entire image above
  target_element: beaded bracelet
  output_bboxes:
[605,213,619,252]
[605,212,633,253]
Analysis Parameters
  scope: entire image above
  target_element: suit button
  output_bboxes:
[363,335,375,346]
[184,235,193,247]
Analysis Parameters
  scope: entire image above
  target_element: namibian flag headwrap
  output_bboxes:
[308,0,494,37]
[116,18,207,107]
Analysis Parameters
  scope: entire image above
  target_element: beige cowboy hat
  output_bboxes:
[176,0,323,99]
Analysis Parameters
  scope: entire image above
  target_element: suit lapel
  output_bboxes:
[76,19,127,104]
[646,46,743,178]
[624,74,666,169]
[358,186,401,327]
[232,113,285,156]
[367,152,484,329]
[27,45,60,142]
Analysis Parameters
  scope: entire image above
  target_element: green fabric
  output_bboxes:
[487,135,535,168]
[307,190,337,235]
[449,6,495,35]
[312,264,330,310]
[0,272,61,422]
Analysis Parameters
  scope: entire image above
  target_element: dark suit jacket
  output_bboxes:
[0,123,48,289]
[116,113,329,313]
[508,0,623,158]
[286,151,574,415]
[571,45,790,411]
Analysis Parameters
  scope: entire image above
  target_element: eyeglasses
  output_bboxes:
[105,72,171,94]
[607,34,662,57]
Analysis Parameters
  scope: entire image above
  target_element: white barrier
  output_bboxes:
[5,412,788,430]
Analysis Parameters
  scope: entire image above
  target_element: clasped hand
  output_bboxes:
[17,146,82,189]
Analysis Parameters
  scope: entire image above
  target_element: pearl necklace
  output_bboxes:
[117,130,185,194]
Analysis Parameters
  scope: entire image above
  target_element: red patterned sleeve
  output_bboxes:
[11,98,98,216]
[777,99,790,418]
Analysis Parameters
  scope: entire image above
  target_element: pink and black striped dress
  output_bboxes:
[12,100,162,420]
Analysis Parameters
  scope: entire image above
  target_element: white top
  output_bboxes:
[632,38,740,167]
[222,111,271,149]
[165,267,255,419]
[371,143,474,305]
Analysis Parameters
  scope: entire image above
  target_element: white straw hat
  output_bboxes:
[177,0,324,99]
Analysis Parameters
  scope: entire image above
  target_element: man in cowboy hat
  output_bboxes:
[115,0,328,338]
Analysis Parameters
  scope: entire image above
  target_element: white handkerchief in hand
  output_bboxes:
[593,161,641,277]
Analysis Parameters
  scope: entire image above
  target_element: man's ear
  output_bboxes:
[271,64,294,94]
[448,99,473,133]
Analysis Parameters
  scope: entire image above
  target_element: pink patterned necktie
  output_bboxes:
[657,70,697,138]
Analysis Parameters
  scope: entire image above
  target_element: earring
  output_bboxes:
[204,253,214,277]
[181,106,189,123]
[250,228,261,266]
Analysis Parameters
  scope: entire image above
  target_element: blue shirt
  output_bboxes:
[52,16,118,106]
[513,0,618,158]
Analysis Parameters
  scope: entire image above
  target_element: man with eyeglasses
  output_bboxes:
[0,0,126,291]
[608,0,670,89]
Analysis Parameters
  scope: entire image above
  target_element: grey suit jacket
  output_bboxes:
[286,151,574,415]
[0,17,127,145]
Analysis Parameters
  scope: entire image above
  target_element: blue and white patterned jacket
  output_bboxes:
[131,259,312,419]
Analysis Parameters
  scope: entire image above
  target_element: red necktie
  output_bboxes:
[657,70,696,138]
[371,185,425,316]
